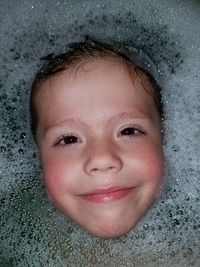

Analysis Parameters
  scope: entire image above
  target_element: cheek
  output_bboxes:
[143,148,164,180]
[142,148,164,196]
[141,148,165,205]
[127,142,164,183]
[127,143,164,210]
[41,158,73,198]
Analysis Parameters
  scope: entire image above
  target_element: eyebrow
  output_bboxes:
[107,111,150,124]
[44,111,150,137]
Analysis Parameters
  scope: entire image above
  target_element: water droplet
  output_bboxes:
[143,223,149,230]
[21,231,26,237]
[90,249,96,255]
[0,146,6,153]
[67,227,73,233]
[104,246,110,254]
[90,255,97,264]
[20,132,26,139]
[186,248,193,255]
[172,145,180,152]
[18,148,24,154]
[174,219,180,225]
[1,198,6,204]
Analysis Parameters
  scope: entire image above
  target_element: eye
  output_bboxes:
[55,134,80,146]
[118,126,144,137]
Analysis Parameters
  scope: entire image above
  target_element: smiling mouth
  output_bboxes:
[79,187,136,203]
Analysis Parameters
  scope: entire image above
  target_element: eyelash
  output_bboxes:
[118,125,145,137]
[54,125,145,147]
[55,133,80,147]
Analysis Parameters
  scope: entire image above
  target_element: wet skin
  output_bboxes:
[36,58,164,238]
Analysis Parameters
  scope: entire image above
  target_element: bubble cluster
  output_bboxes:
[0,0,200,266]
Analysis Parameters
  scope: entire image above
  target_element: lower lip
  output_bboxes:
[79,187,136,203]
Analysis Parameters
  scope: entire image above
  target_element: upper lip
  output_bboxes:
[79,186,135,195]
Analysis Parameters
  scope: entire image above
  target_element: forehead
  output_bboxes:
[35,58,158,129]
[36,57,153,100]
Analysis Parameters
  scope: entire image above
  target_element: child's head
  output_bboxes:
[30,39,164,238]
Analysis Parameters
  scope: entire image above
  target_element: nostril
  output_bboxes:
[91,166,116,173]
[85,152,123,175]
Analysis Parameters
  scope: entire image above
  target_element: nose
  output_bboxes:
[84,141,122,176]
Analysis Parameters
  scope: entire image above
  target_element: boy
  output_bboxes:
[30,39,164,238]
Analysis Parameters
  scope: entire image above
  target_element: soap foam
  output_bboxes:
[0,0,199,266]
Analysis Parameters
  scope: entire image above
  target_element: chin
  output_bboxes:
[84,220,135,239]
[91,226,132,239]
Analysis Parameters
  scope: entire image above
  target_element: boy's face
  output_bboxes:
[36,59,164,238]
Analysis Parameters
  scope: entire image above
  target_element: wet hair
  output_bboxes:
[30,38,164,142]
